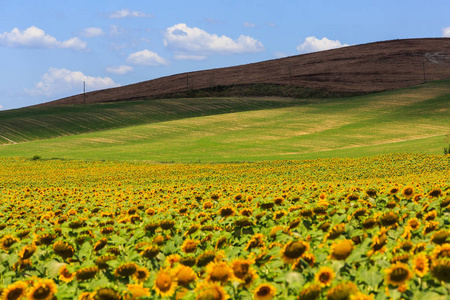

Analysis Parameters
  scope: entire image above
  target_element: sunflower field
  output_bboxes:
[0,154,449,300]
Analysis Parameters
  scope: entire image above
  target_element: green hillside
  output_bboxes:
[0,80,449,162]
[0,96,318,144]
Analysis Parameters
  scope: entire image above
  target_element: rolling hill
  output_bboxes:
[1,79,448,162]
[39,38,450,106]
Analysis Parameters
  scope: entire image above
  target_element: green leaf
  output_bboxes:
[45,260,66,278]
[285,271,304,285]
[358,268,383,288]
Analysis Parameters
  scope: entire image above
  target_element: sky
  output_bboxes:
[0,0,449,110]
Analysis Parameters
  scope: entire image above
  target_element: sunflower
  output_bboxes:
[195,281,229,300]
[401,186,414,199]
[1,280,28,300]
[0,235,19,251]
[59,265,75,283]
[93,238,108,252]
[412,254,429,277]
[246,233,265,251]
[431,258,450,282]
[230,258,258,286]
[53,240,75,259]
[76,266,99,281]
[407,218,420,230]
[93,287,122,300]
[253,283,277,300]
[153,268,177,297]
[431,230,449,245]
[165,254,181,267]
[329,240,353,261]
[160,220,176,230]
[349,292,374,300]
[298,283,321,300]
[205,261,233,284]
[197,250,217,267]
[26,279,57,300]
[219,206,235,218]
[326,282,358,300]
[433,243,450,260]
[315,266,335,287]
[18,244,36,260]
[172,264,197,287]
[380,212,399,227]
[281,240,309,264]
[385,262,413,287]
[302,253,316,267]
[78,292,92,300]
[325,223,346,241]
[141,245,160,259]
[126,283,150,300]
[114,262,138,277]
[132,266,150,283]
[181,239,199,254]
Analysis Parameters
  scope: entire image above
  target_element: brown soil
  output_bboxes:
[40,38,450,106]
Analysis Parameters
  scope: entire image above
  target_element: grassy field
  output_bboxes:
[0,80,449,162]
[0,97,319,144]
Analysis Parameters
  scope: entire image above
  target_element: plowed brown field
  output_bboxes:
[41,38,450,106]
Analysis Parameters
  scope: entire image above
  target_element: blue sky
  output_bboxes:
[1,0,449,110]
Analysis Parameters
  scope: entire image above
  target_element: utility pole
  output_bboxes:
[83,81,86,104]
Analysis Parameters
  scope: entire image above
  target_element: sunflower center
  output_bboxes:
[285,242,306,259]
[156,272,173,292]
[32,286,51,300]
[390,268,409,282]
[210,266,230,282]
[7,287,25,300]
[233,262,250,279]
[257,286,270,296]
[319,272,330,282]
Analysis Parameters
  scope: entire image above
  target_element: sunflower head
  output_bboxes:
[205,261,233,284]
[153,268,177,297]
[195,281,229,300]
[401,186,415,198]
[281,240,310,264]
[93,287,122,300]
[59,265,76,283]
[27,278,57,300]
[114,262,138,277]
[173,264,197,287]
[298,283,321,300]
[181,239,199,254]
[380,212,399,227]
[330,239,353,261]
[412,254,429,277]
[385,262,413,287]
[141,245,160,259]
[315,266,335,287]
[197,250,217,267]
[253,283,277,300]
[1,281,28,300]
[431,230,449,245]
[431,258,450,282]
[126,283,150,299]
[53,240,75,259]
[76,266,99,281]
[326,282,358,300]
[132,266,150,283]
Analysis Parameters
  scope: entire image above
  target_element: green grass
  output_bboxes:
[0,80,449,162]
[0,96,321,144]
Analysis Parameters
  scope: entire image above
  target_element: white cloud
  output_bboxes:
[109,24,126,36]
[126,50,169,66]
[163,23,265,60]
[442,27,450,37]
[297,36,349,54]
[106,65,134,74]
[0,104,3,110]
[79,27,104,38]
[243,22,257,28]
[109,9,153,19]
[0,26,87,50]
[26,68,120,97]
